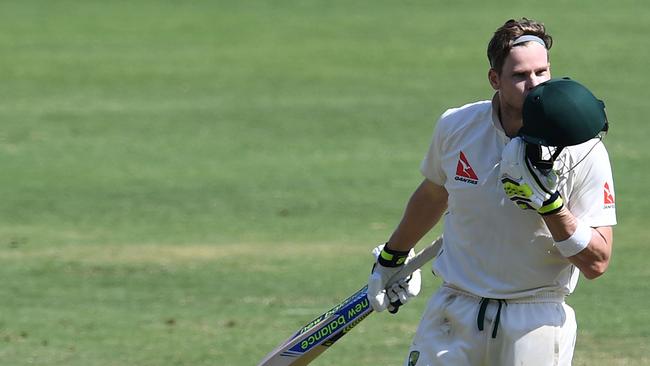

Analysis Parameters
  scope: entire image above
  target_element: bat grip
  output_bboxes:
[388,300,402,314]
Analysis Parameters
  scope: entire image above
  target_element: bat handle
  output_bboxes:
[386,236,443,286]
[388,300,403,314]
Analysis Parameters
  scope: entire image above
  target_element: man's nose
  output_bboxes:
[527,75,543,90]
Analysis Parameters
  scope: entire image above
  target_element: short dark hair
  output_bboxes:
[487,18,553,74]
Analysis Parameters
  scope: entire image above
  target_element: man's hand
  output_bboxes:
[499,137,564,215]
[367,244,421,313]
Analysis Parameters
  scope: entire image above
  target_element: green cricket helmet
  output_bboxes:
[520,77,609,147]
[519,78,609,172]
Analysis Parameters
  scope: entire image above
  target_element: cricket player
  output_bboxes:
[367,18,616,365]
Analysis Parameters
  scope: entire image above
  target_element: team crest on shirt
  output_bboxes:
[604,182,615,209]
[455,151,478,185]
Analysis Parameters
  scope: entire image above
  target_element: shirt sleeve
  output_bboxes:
[420,114,448,186]
[566,140,617,227]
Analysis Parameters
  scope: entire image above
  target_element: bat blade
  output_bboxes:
[257,285,372,366]
[257,237,443,366]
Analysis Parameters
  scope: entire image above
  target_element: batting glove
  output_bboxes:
[367,244,421,313]
[499,137,564,215]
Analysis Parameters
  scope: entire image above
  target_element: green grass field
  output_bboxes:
[1,1,649,365]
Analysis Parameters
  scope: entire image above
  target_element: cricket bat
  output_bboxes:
[257,237,443,366]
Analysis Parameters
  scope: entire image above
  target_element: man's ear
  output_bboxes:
[488,68,499,90]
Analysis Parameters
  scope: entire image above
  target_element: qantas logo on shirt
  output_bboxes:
[604,182,615,208]
[455,151,478,185]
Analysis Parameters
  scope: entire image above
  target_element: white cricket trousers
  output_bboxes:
[404,285,577,366]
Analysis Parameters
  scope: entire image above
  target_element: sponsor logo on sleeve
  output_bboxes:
[604,182,615,209]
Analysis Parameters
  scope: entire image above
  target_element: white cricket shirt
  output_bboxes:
[420,99,617,299]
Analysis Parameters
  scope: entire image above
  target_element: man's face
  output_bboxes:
[489,42,551,113]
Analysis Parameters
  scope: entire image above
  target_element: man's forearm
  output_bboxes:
[386,179,448,252]
[543,207,613,279]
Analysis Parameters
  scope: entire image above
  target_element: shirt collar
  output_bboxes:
[491,93,509,142]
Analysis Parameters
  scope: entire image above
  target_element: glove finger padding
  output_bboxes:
[368,269,392,312]
[367,244,421,313]
[387,270,421,304]
[499,137,563,214]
